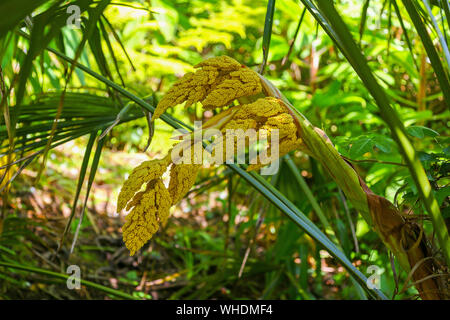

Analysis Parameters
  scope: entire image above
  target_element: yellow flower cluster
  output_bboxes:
[122,179,171,256]
[117,156,171,212]
[153,56,262,119]
[213,97,304,170]
[118,150,200,255]
[169,163,201,204]
[119,56,305,256]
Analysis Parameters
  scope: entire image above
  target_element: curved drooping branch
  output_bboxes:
[117,56,448,299]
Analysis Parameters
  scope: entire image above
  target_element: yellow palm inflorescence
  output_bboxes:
[117,155,171,212]
[122,179,171,256]
[153,56,262,120]
[223,97,303,170]
[118,56,302,256]
[118,56,448,300]
[118,148,203,255]
[168,163,201,205]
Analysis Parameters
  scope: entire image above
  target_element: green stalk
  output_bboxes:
[310,0,450,267]
[284,155,335,241]
[423,0,450,77]
[260,0,276,74]
[228,165,386,299]
[0,261,138,299]
[284,155,367,299]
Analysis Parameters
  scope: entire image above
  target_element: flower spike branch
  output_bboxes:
[118,56,448,299]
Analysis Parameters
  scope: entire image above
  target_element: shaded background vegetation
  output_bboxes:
[0,0,448,299]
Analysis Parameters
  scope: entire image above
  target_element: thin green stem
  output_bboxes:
[284,155,335,240]
[312,0,450,267]
[0,261,138,299]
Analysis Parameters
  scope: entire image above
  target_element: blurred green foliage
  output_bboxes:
[0,0,448,300]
